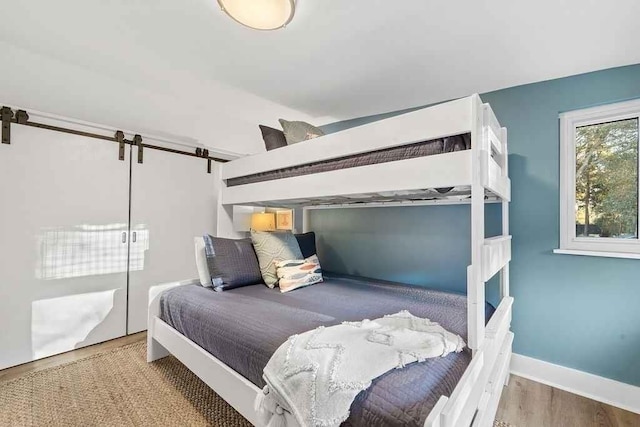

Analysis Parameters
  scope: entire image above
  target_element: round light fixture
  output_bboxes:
[217,0,296,31]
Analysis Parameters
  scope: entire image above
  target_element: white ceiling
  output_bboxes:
[1,0,639,149]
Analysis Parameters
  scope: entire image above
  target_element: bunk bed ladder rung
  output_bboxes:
[480,151,511,201]
[485,297,513,340]
[482,235,512,282]
[480,119,511,202]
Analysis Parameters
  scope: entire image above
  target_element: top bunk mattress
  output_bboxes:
[160,274,493,427]
[227,133,471,187]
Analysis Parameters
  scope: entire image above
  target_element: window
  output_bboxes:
[557,99,640,258]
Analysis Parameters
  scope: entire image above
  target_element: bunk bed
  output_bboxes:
[147,94,513,427]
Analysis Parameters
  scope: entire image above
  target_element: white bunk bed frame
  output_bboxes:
[148,94,514,427]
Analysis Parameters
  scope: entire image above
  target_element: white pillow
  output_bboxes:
[275,255,323,293]
[194,237,212,287]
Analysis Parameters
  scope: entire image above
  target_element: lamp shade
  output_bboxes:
[251,212,276,231]
[217,0,295,30]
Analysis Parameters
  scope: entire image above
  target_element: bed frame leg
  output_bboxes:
[147,335,170,362]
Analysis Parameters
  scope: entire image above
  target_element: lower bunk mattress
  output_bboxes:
[160,274,494,427]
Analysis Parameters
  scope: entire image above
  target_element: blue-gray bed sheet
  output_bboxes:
[160,274,494,427]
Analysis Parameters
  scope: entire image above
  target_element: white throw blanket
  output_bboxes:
[255,310,465,427]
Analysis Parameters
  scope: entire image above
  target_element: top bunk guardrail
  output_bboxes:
[220,94,510,207]
[481,105,510,202]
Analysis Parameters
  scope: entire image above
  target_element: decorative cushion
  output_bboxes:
[194,237,212,287]
[295,232,317,258]
[278,119,325,145]
[259,125,288,151]
[203,235,263,292]
[276,255,323,293]
[250,230,303,288]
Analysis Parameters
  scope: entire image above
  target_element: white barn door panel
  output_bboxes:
[127,149,216,333]
[0,125,129,370]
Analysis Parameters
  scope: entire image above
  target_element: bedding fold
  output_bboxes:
[259,311,465,427]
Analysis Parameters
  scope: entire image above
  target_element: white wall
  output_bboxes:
[0,41,325,157]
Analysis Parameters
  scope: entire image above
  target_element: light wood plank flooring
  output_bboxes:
[497,375,639,427]
[1,334,639,427]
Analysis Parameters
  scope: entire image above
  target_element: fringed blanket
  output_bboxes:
[256,310,465,427]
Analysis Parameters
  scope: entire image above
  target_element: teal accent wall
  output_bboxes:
[310,205,503,301]
[310,64,640,386]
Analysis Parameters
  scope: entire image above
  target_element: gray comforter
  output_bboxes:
[160,274,493,427]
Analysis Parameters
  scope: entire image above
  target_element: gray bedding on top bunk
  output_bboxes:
[160,273,494,427]
[226,133,471,187]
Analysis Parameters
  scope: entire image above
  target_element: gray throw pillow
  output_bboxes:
[251,230,303,288]
[279,119,325,145]
[259,125,288,151]
[203,235,263,292]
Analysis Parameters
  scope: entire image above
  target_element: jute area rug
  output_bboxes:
[0,341,514,426]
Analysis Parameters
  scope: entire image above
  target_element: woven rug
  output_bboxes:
[0,341,514,426]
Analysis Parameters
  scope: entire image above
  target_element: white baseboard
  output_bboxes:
[511,353,640,414]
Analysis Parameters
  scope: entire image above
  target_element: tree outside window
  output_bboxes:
[575,119,638,239]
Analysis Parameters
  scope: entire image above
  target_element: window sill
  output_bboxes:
[553,249,640,260]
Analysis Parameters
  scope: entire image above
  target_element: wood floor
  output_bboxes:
[496,375,639,427]
[1,334,639,427]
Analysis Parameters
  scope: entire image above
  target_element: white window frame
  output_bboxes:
[556,99,640,259]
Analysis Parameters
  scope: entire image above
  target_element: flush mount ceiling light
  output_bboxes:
[217,0,296,31]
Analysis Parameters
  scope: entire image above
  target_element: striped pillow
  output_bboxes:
[275,255,323,293]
